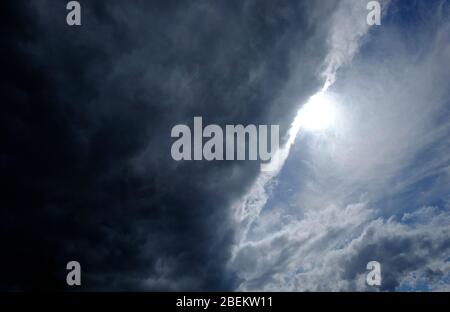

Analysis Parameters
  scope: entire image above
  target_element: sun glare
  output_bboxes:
[298,92,337,132]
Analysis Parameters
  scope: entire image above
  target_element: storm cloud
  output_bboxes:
[1,0,336,290]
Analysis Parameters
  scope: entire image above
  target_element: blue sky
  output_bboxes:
[230,0,450,291]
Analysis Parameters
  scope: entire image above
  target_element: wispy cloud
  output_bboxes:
[231,0,391,255]
[230,0,450,291]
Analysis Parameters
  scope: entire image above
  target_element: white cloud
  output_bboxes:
[231,202,450,291]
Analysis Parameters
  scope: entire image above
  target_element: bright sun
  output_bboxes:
[297,92,337,132]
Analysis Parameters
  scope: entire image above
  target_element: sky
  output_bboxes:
[1,0,449,291]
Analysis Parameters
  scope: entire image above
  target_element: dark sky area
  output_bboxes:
[1,0,332,290]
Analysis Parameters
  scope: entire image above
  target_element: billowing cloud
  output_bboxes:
[233,203,450,291]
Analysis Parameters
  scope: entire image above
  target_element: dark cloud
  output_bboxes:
[0,0,331,290]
